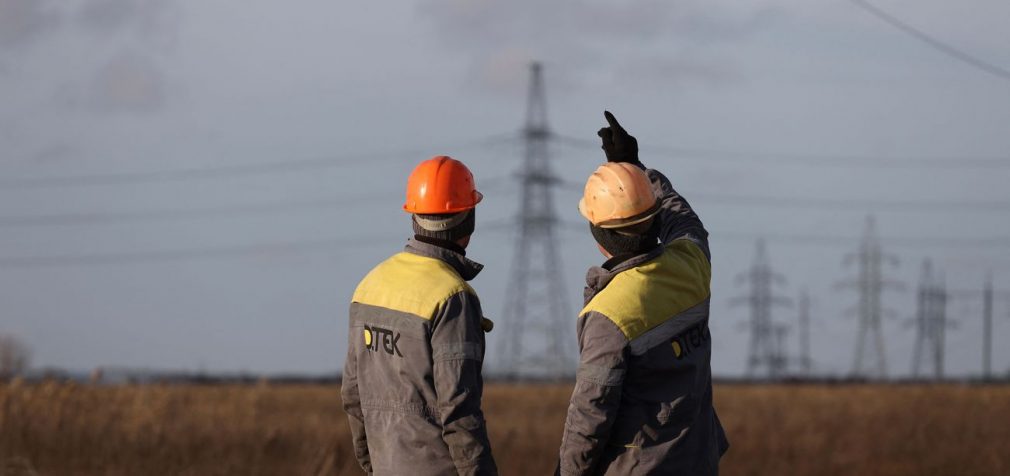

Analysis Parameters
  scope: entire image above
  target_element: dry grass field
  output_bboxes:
[1,382,1008,475]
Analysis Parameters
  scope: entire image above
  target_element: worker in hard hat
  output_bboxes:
[341,156,498,476]
[557,112,729,475]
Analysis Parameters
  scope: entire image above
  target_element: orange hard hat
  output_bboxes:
[403,156,483,214]
[578,162,659,229]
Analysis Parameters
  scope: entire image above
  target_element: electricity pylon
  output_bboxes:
[731,239,792,379]
[497,62,574,379]
[909,259,952,379]
[838,216,901,379]
[797,290,813,377]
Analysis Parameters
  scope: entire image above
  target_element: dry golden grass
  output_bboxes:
[1,382,1008,475]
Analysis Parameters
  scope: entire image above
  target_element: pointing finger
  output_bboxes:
[603,110,625,132]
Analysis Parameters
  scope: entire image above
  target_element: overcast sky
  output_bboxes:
[1,0,1008,378]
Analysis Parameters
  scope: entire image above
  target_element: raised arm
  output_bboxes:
[597,110,709,258]
[647,169,709,257]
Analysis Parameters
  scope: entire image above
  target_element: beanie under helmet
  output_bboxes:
[412,209,476,242]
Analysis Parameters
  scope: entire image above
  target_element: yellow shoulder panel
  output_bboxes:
[580,239,711,340]
[352,252,475,320]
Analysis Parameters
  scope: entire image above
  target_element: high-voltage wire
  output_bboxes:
[552,134,1010,169]
[2,186,1008,229]
[2,129,1008,192]
[849,0,1010,83]
[552,178,1010,212]
[0,235,395,268]
[0,137,515,190]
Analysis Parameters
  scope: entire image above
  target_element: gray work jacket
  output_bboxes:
[558,168,729,476]
[341,239,497,476]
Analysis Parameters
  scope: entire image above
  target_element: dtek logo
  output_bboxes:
[363,325,402,357]
[671,321,710,360]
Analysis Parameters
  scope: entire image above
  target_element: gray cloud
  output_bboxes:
[419,0,781,93]
[76,0,181,51]
[87,51,166,113]
[0,0,60,48]
[1,0,182,121]
[29,143,78,163]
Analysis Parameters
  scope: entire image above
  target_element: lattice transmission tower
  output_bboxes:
[497,62,574,380]
[797,290,813,377]
[910,259,952,379]
[839,216,901,379]
[731,239,792,379]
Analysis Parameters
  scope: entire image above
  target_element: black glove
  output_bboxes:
[597,110,641,167]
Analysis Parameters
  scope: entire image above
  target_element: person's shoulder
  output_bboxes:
[352,252,474,319]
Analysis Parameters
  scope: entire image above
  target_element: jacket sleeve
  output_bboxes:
[558,312,628,476]
[431,291,498,476]
[340,320,371,474]
[646,168,710,259]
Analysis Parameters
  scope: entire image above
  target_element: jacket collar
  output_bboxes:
[404,237,484,281]
[584,245,664,305]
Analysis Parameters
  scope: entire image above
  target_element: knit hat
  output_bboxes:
[412,209,476,242]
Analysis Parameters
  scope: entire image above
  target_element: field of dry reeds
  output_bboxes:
[1,382,1008,475]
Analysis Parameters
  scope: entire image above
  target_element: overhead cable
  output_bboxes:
[551,134,1010,168]
[0,235,398,268]
[849,0,1010,83]
[0,135,516,190]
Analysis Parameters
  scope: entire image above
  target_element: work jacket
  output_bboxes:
[558,168,729,476]
[341,238,497,476]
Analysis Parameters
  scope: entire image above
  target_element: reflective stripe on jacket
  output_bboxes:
[558,168,729,476]
[341,239,498,476]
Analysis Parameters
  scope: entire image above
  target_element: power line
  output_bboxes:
[2,187,1005,229]
[849,0,1010,83]
[552,133,1010,169]
[0,136,514,190]
[0,173,519,228]
[691,193,1010,212]
[0,235,396,268]
[712,231,1010,249]
[3,225,1009,270]
[553,220,1010,249]
[552,178,1010,212]
[0,195,389,227]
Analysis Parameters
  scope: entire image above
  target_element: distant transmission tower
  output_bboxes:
[797,290,813,377]
[981,274,989,382]
[947,271,1010,380]
[497,62,573,379]
[910,259,951,379]
[731,239,792,379]
[839,216,901,379]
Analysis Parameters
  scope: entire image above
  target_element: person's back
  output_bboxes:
[558,112,728,475]
[578,240,725,475]
[341,156,497,476]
